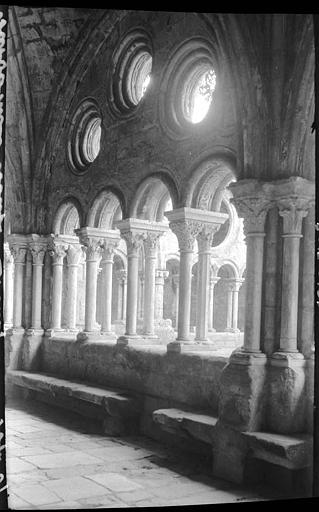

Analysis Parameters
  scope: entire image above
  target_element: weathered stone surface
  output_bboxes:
[242,431,313,469]
[218,356,267,431]
[6,370,142,435]
[152,408,218,444]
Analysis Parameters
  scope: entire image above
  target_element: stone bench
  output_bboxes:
[6,369,143,436]
[152,407,218,445]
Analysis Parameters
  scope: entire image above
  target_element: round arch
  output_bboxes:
[52,198,82,235]
[216,260,240,279]
[130,172,179,221]
[87,188,123,229]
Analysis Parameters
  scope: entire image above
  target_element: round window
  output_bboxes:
[108,29,153,116]
[67,99,102,174]
[159,39,218,139]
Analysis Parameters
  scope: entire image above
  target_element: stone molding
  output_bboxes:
[75,227,120,262]
[114,218,168,256]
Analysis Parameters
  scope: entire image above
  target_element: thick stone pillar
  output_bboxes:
[195,220,227,342]
[208,276,219,332]
[155,270,169,321]
[4,244,14,328]
[143,232,163,338]
[65,244,82,332]
[100,237,120,338]
[48,241,68,332]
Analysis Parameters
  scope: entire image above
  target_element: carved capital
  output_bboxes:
[101,238,120,262]
[197,223,221,253]
[209,276,220,287]
[169,220,202,251]
[121,230,146,255]
[277,197,310,235]
[48,241,68,265]
[81,236,103,261]
[4,244,14,265]
[231,197,270,236]
[66,244,83,266]
[143,231,162,257]
[29,244,46,265]
[155,269,169,281]
[10,245,27,264]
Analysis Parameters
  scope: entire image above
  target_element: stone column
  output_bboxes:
[225,281,233,332]
[195,223,223,342]
[155,270,169,321]
[48,241,68,332]
[143,232,165,337]
[229,194,270,355]
[172,273,179,329]
[168,220,201,348]
[117,230,144,344]
[4,244,14,328]
[29,238,47,332]
[122,271,127,321]
[9,244,27,330]
[267,178,315,434]
[231,279,243,332]
[75,229,104,340]
[138,271,145,321]
[100,238,120,338]
[116,269,127,321]
[277,198,309,354]
[65,244,82,332]
[208,276,219,332]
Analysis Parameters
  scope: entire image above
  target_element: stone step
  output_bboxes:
[242,431,313,470]
[152,408,218,444]
[7,370,142,435]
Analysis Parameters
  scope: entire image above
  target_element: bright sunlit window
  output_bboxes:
[188,68,216,124]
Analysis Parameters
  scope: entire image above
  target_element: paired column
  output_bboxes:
[276,198,310,354]
[100,237,120,337]
[8,238,28,331]
[229,180,271,358]
[28,236,48,332]
[224,278,243,332]
[142,232,163,337]
[4,243,14,328]
[48,240,68,332]
[195,219,227,342]
[65,243,82,332]
[75,228,104,338]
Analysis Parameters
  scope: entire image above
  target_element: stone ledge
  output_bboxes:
[152,408,218,444]
[243,431,313,469]
[6,370,142,435]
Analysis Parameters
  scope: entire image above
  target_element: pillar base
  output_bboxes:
[116,334,143,347]
[167,340,211,353]
[219,349,267,431]
[268,351,306,434]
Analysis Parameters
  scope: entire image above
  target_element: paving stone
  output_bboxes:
[6,457,38,474]
[43,475,110,501]
[78,494,120,507]
[12,483,62,506]
[22,451,104,469]
[8,492,33,509]
[84,445,155,462]
[115,488,156,503]
[41,501,87,509]
[87,472,144,492]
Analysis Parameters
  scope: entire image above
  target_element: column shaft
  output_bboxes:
[126,252,139,335]
[4,250,14,326]
[13,260,25,328]
[195,250,211,341]
[101,257,114,333]
[232,289,239,330]
[51,262,64,330]
[177,250,193,341]
[226,285,233,331]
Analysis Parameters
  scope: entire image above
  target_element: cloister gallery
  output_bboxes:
[1,6,316,502]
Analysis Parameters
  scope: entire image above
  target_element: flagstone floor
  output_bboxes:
[5,397,286,509]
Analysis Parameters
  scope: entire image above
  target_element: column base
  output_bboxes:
[116,334,143,347]
[5,327,25,337]
[76,330,102,342]
[268,351,306,433]
[219,349,267,430]
[25,328,45,337]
